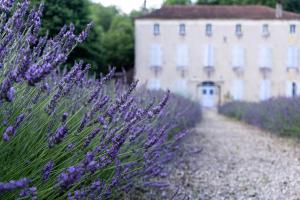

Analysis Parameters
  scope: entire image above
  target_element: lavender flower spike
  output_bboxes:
[42,161,54,181]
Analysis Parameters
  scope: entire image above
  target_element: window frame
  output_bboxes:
[290,24,296,34]
[179,23,186,36]
[153,23,160,36]
[235,24,243,37]
[205,24,212,36]
[262,24,270,37]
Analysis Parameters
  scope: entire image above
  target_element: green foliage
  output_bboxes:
[102,16,134,72]
[163,0,192,5]
[32,0,103,74]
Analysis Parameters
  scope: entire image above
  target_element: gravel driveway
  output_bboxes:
[138,111,300,200]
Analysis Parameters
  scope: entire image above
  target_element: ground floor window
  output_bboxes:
[260,80,271,101]
[232,80,244,100]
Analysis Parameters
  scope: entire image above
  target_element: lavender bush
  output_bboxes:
[219,98,300,137]
[0,1,202,199]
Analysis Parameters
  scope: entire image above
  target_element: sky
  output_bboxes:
[91,0,164,14]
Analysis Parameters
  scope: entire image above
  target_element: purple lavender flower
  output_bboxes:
[83,128,101,148]
[57,166,83,190]
[48,125,68,147]
[0,178,30,192]
[6,87,15,102]
[42,161,54,181]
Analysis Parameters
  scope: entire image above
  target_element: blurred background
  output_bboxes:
[31,0,300,78]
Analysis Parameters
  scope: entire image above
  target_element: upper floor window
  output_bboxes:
[259,46,272,69]
[262,24,270,37]
[179,24,186,36]
[232,45,245,68]
[203,44,214,67]
[150,44,162,68]
[205,24,212,36]
[153,24,160,36]
[287,45,298,68]
[290,24,296,34]
[176,44,188,68]
[235,24,243,37]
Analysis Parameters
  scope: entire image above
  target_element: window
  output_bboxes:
[259,46,272,68]
[287,45,298,68]
[232,45,245,68]
[293,82,297,97]
[290,24,296,34]
[150,44,162,68]
[153,24,160,36]
[232,80,244,100]
[235,24,243,37]
[205,24,212,36]
[176,44,188,68]
[286,81,298,97]
[147,79,160,90]
[179,24,186,36]
[174,79,188,96]
[260,80,271,101]
[262,24,270,37]
[203,44,214,67]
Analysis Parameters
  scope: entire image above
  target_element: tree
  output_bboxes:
[33,0,104,74]
[163,0,192,5]
[102,16,134,72]
[284,0,300,13]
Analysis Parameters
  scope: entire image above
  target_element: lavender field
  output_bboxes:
[0,1,201,199]
[219,98,300,137]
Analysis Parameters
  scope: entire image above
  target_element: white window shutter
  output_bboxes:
[232,80,244,100]
[150,44,162,67]
[286,81,292,97]
[260,80,271,100]
[232,46,245,68]
[203,44,214,67]
[203,45,209,67]
[259,47,272,68]
[174,79,188,96]
[176,44,188,68]
[286,46,298,68]
[147,79,161,90]
[209,45,214,67]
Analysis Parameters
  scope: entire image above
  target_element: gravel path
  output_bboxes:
[140,111,300,200]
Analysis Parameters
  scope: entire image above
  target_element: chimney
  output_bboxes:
[276,0,283,18]
[142,0,148,14]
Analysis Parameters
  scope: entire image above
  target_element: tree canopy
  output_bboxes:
[163,0,192,5]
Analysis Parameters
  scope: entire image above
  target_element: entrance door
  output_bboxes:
[201,85,216,108]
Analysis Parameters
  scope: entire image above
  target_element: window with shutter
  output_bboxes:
[203,44,214,67]
[260,80,271,100]
[174,79,188,96]
[290,24,296,34]
[232,80,244,100]
[259,46,272,68]
[176,44,188,68]
[150,44,162,68]
[179,24,186,36]
[262,24,270,37]
[235,24,243,37]
[232,46,245,68]
[205,24,212,36]
[153,24,160,36]
[147,79,161,90]
[287,46,298,68]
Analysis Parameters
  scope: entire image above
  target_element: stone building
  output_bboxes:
[134,3,300,107]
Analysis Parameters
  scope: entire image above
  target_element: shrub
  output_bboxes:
[219,98,300,137]
[0,1,201,199]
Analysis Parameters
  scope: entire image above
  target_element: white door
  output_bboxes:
[201,85,216,108]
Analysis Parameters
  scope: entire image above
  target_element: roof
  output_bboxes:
[136,5,300,20]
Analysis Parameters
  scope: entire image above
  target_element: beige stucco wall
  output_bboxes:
[134,19,300,105]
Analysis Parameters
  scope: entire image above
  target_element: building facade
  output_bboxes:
[135,5,300,107]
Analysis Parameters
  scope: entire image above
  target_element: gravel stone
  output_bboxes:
[135,111,300,200]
